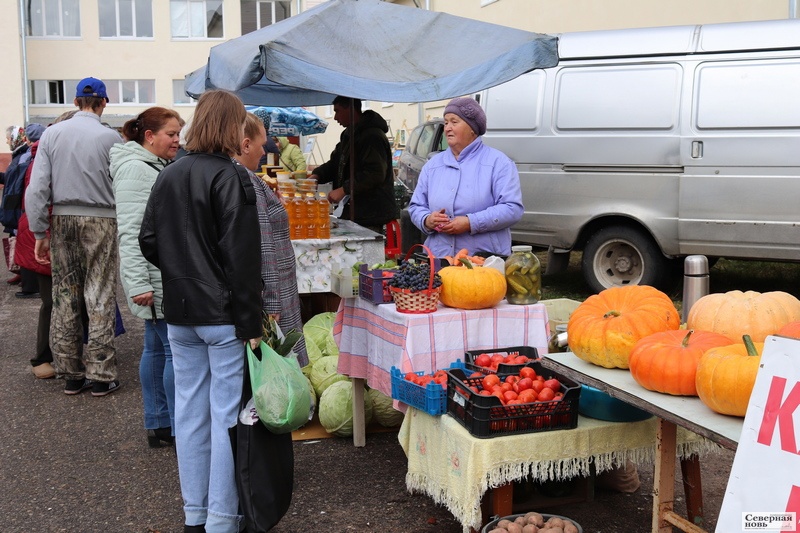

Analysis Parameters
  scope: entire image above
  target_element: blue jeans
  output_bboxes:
[141,319,175,431]
[168,324,244,533]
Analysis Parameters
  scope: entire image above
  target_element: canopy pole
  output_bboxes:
[348,100,356,222]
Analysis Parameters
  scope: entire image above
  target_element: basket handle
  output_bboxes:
[401,243,436,291]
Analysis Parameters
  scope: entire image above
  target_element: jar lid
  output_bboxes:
[511,245,533,252]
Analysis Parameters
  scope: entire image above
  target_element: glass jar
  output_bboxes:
[505,245,542,305]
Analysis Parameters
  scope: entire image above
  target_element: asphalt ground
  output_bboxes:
[0,276,734,533]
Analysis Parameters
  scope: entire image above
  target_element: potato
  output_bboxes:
[498,519,513,529]
[522,525,539,533]
[525,512,545,526]
[563,522,579,533]
[506,523,523,533]
[541,528,563,533]
[545,517,565,529]
[515,516,528,527]
[488,529,506,533]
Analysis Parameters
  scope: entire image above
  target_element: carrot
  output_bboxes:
[470,255,485,265]
[443,255,454,266]
[454,248,469,261]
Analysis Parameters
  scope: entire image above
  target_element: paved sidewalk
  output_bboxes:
[0,278,733,532]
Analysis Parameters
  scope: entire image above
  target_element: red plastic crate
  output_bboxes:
[446,362,581,438]
[390,360,466,415]
[464,346,540,374]
[358,263,395,304]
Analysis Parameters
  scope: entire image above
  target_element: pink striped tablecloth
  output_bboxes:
[334,298,550,397]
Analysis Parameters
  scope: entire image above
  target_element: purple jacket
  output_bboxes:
[408,138,523,257]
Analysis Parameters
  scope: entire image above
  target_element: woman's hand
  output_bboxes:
[328,187,346,203]
[439,215,471,235]
[425,208,450,231]
[247,337,262,350]
[132,291,154,307]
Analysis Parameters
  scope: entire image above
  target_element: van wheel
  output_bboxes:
[582,226,668,293]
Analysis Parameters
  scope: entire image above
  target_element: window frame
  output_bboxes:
[98,0,154,39]
[29,79,81,105]
[170,0,224,40]
[26,0,82,38]
[240,0,290,34]
[104,79,156,105]
[172,79,198,106]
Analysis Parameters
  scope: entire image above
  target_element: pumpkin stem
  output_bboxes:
[682,329,694,348]
[742,334,759,356]
[458,257,474,269]
[603,310,621,319]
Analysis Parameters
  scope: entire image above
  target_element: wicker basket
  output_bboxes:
[390,244,441,314]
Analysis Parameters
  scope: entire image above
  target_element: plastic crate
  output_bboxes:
[331,269,359,298]
[464,346,540,374]
[446,361,581,438]
[358,263,395,304]
[390,360,466,415]
[541,298,582,332]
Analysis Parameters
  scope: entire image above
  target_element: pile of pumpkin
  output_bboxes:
[566,285,800,417]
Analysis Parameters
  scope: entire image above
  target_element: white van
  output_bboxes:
[480,18,800,293]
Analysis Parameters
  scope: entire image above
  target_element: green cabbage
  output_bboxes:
[302,339,322,378]
[303,312,339,359]
[319,380,374,437]
[309,355,348,397]
[306,375,317,418]
[367,388,404,427]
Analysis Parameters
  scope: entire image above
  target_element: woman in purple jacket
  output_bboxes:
[408,97,523,257]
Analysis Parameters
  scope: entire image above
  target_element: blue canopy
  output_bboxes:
[185,0,558,106]
[246,106,328,136]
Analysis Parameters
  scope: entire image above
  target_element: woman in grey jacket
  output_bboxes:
[110,107,183,448]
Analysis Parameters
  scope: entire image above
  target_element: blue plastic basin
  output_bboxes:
[578,385,653,422]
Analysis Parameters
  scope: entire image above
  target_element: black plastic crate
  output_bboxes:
[464,346,540,374]
[446,362,581,438]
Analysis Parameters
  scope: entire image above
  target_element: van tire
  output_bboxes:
[582,226,668,293]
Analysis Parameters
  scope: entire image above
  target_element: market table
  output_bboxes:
[334,297,550,446]
[539,352,742,533]
[399,407,718,533]
[292,218,384,294]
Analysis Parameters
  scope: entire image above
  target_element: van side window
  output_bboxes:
[417,123,438,159]
[485,70,545,131]
[555,65,680,131]
[406,125,423,156]
[696,60,800,129]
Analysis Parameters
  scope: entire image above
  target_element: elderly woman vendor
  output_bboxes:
[407,97,523,257]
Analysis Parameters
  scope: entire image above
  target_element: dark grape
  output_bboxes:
[388,260,442,292]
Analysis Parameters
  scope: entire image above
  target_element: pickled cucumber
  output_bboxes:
[504,245,542,304]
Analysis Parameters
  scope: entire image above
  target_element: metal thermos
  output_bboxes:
[682,255,710,323]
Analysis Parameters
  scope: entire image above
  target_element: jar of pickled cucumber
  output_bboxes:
[505,245,542,305]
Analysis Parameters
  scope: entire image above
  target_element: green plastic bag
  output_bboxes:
[247,338,312,435]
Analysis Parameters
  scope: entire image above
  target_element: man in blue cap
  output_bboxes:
[25,77,124,397]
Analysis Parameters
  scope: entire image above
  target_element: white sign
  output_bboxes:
[717,335,800,533]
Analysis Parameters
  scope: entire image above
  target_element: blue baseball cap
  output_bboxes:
[76,77,109,102]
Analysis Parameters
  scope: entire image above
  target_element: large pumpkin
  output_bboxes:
[567,285,680,369]
[776,321,800,339]
[628,329,732,396]
[686,290,800,343]
[438,259,506,310]
[695,335,763,417]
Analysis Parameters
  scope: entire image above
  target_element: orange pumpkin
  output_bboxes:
[567,285,680,369]
[628,329,732,396]
[776,321,800,339]
[695,335,763,417]
[687,290,800,343]
[438,259,506,310]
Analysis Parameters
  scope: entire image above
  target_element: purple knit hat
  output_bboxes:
[444,97,486,136]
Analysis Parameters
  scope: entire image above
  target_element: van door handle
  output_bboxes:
[691,141,703,159]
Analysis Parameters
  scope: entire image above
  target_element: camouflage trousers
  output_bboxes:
[50,215,119,382]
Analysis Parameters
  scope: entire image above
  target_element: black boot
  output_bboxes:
[147,427,174,448]
[183,525,205,533]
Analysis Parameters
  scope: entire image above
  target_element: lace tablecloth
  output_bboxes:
[399,408,721,532]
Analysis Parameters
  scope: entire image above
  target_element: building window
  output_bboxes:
[30,79,80,104]
[171,0,223,38]
[104,79,156,104]
[27,0,81,37]
[99,0,153,38]
[173,79,197,105]
[241,0,289,34]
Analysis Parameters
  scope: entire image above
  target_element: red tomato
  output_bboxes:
[433,374,447,386]
[492,390,506,404]
[516,377,533,392]
[519,367,537,380]
[554,392,564,401]
[499,382,513,393]
[490,354,505,365]
[505,375,520,385]
[404,372,419,383]
[478,389,493,396]
[469,371,483,378]
[538,387,556,402]
[481,374,500,391]
[502,353,516,364]
[543,378,561,392]
[518,389,537,403]
[530,380,545,394]
[469,386,480,394]
[506,399,523,405]
[503,390,518,402]
[513,355,529,364]
[474,353,492,367]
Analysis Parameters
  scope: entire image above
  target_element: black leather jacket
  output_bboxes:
[139,152,263,340]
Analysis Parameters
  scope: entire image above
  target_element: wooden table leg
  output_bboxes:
[681,454,704,528]
[653,418,677,533]
[492,483,513,519]
[352,377,366,447]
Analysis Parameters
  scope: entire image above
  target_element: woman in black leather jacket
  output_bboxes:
[139,90,261,533]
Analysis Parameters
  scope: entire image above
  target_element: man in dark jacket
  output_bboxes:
[310,96,398,232]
